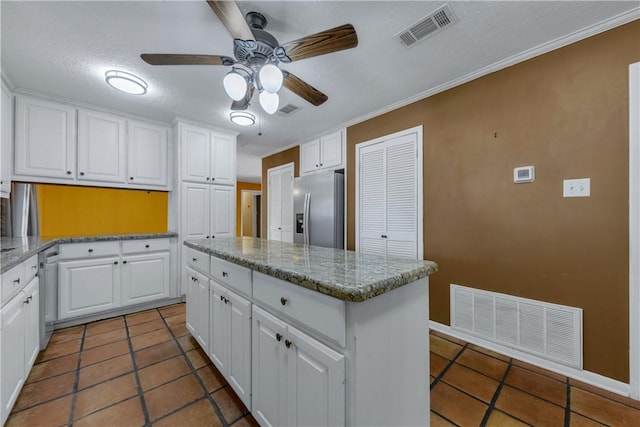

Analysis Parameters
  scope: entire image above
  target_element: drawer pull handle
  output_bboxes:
[222,272,228,278]
[280,297,287,306]
[88,249,93,253]
[145,244,150,248]
[192,258,197,262]
[276,333,283,342]
[285,340,292,349]
[13,278,20,284]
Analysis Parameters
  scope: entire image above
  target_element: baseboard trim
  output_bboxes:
[429,320,632,399]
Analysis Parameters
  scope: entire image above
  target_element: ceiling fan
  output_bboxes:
[140,0,358,114]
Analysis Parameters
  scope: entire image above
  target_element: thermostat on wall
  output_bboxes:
[514,166,535,183]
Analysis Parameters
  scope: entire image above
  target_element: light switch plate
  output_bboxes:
[563,178,590,198]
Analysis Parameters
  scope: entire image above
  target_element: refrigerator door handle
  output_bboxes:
[303,193,310,245]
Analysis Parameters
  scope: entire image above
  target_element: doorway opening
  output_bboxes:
[241,190,262,238]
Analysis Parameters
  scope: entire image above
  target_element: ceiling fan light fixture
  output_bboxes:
[230,111,256,126]
[105,70,148,95]
[259,64,283,93]
[223,69,248,101]
[259,91,279,115]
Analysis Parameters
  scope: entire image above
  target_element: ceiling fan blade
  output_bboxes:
[140,54,234,66]
[230,83,255,110]
[206,0,255,43]
[275,24,358,63]
[282,72,328,106]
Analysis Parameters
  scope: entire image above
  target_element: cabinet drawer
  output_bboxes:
[24,255,39,282]
[253,271,345,347]
[210,257,252,298]
[122,238,170,254]
[186,247,210,275]
[1,262,25,306]
[59,241,120,259]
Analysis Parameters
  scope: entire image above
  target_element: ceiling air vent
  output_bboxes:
[277,104,300,117]
[395,4,458,48]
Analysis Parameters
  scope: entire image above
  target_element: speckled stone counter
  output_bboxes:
[184,237,437,302]
[1,233,178,273]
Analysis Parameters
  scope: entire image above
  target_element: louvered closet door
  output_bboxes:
[358,131,419,259]
[384,134,419,258]
[359,144,386,256]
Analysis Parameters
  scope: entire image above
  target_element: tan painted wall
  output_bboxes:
[346,21,640,382]
[261,146,299,236]
[241,192,254,236]
[236,181,261,236]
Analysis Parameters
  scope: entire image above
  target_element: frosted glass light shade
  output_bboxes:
[259,64,283,94]
[223,71,248,101]
[229,111,256,126]
[105,70,148,95]
[259,91,279,114]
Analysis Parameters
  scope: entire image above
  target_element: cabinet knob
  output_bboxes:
[123,260,127,264]
[23,298,29,305]
[222,271,228,278]
[280,297,288,306]
[145,244,150,248]
[114,261,118,265]
[381,235,388,239]
[130,177,134,180]
[277,227,282,230]
[276,333,283,342]
[211,235,215,239]
[13,278,20,284]
[88,249,93,253]
[212,177,215,181]
[320,163,323,166]
[80,172,85,176]
[315,164,319,168]
[206,236,210,239]
[206,177,210,181]
[66,171,72,175]
[285,339,292,349]
[192,258,197,262]
[220,295,224,302]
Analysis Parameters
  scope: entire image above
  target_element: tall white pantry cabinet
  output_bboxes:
[176,121,237,295]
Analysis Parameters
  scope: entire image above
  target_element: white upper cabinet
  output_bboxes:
[14,95,76,179]
[210,185,235,239]
[1,84,13,197]
[300,130,344,175]
[77,108,127,183]
[180,123,236,185]
[127,120,169,187]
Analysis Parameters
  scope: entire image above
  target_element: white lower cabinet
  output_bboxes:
[209,282,251,408]
[1,276,39,425]
[185,267,210,352]
[59,256,121,319]
[251,306,345,427]
[121,252,170,306]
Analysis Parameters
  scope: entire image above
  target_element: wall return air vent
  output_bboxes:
[277,103,300,117]
[450,284,583,369]
[395,4,458,47]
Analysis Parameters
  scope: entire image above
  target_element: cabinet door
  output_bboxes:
[195,270,210,352]
[227,289,252,409]
[128,120,169,187]
[319,131,343,170]
[210,185,235,238]
[182,182,211,240]
[58,257,120,320]
[300,139,320,174]
[1,84,12,196]
[211,133,236,186]
[209,282,228,373]
[14,96,76,179]
[121,252,170,306]
[252,306,288,427]
[23,277,40,370]
[1,292,26,418]
[287,326,345,427]
[185,267,198,335]
[77,109,126,183]
[181,125,210,183]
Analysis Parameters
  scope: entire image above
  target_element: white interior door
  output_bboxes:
[268,163,294,242]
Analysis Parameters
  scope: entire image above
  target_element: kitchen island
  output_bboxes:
[184,237,437,427]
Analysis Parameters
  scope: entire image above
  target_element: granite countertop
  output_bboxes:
[1,233,178,273]
[185,237,437,302]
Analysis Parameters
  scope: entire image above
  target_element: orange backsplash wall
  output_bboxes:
[37,184,168,237]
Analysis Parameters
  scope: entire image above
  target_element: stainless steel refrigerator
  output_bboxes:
[293,171,344,249]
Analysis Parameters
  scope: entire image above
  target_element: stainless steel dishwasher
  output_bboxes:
[38,245,59,348]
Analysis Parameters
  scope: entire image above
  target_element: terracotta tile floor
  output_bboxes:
[6,303,640,426]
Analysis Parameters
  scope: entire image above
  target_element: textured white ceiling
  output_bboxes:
[2,1,639,181]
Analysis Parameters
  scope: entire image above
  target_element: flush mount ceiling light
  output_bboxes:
[230,111,256,126]
[105,70,148,95]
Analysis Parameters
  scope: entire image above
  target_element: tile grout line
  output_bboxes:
[479,358,513,427]
[156,308,234,427]
[430,343,468,390]
[66,323,88,426]
[123,312,153,426]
